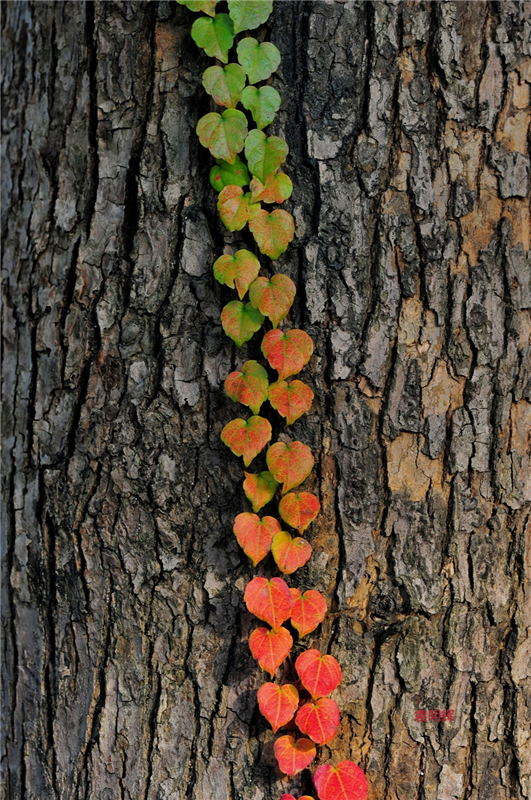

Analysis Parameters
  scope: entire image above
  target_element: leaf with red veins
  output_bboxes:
[221,415,271,466]
[295,649,342,699]
[278,492,320,532]
[244,576,293,630]
[261,329,314,380]
[271,530,312,575]
[233,512,280,566]
[243,470,279,512]
[249,626,293,677]
[225,360,269,415]
[274,735,316,776]
[266,440,314,494]
[290,590,327,638]
[250,172,293,204]
[257,682,299,733]
[295,698,340,745]
[313,762,368,800]
[269,380,314,425]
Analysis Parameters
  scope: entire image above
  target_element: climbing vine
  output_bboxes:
[180,1,368,798]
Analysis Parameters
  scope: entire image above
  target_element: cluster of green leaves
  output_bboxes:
[183,2,367,798]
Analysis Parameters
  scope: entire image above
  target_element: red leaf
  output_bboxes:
[290,590,327,638]
[257,682,299,733]
[225,360,269,414]
[274,735,316,776]
[295,650,342,699]
[221,416,272,466]
[213,249,260,299]
[271,530,312,575]
[289,587,302,603]
[269,380,314,424]
[278,492,320,532]
[233,512,281,566]
[249,626,293,677]
[266,441,314,494]
[261,329,314,380]
[244,576,293,630]
[313,762,368,800]
[295,698,340,745]
[243,470,279,512]
[249,274,296,328]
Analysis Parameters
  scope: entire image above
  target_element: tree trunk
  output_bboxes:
[2,2,530,799]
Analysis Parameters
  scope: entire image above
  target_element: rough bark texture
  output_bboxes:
[2,2,530,799]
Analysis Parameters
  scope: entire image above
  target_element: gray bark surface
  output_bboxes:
[2,2,530,799]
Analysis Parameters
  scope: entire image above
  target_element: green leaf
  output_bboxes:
[245,130,288,184]
[250,172,293,204]
[228,0,273,34]
[221,300,265,346]
[243,192,261,221]
[202,63,246,109]
[210,156,250,192]
[213,249,260,299]
[249,209,295,259]
[191,13,234,63]
[196,109,248,164]
[243,470,279,511]
[218,185,249,231]
[241,85,281,130]
[178,0,217,15]
[237,37,281,84]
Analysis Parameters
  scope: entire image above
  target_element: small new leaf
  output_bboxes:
[228,0,273,33]
[244,576,293,630]
[249,626,292,676]
[266,440,314,494]
[202,63,246,108]
[279,492,320,532]
[290,590,327,637]
[225,360,269,414]
[221,300,264,346]
[233,512,280,566]
[261,329,314,379]
[196,108,247,164]
[313,762,368,800]
[295,650,342,699]
[241,85,281,130]
[210,156,250,192]
[213,250,260,299]
[191,13,234,62]
[269,380,313,424]
[249,274,296,328]
[237,37,281,84]
[295,698,339,745]
[245,130,289,184]
[177,0,217,16]
[243,471,279,511]
[250,172,293,204]
[221,416,271,466]
[274,736,316,776]
[249,209,295,260]
[257,683,299,733]
[271,530,312,575]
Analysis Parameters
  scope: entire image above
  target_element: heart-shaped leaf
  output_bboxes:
[241,85,281,130]
[279,492,320,532]
[295,650,342,699]
[196,109,247,163]
[266,441,315,494]
[218,185,249,231]
[313,762,368,800]
[244,576,293,629]
[225,360,269,414]
[243,191,261,220]
[290,590,327,638]
[249,209,295,259]
[177,0,217,16]
[221,300,264,346]
[221,415,272,466]
[237,37,281,84]
[271,530,312,575]
[274,735,316,776]
[295,698,340,745]
[191,13,234,62]
[257,682,299,733]
[243,470,279,511]
[245,130,289,184]
[210,156,250,192]
[261,329,314,380]
[269,380,314,424]
[233,512,280,566]
[249,274,296,328]
[228,0,273,33]
[250,172,293,204]
[249,626,292,676]
[202,63,246,108]
[213,250,260,299]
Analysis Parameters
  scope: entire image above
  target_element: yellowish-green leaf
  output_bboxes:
[177,0,217,15]
[191,13,234,63]
[210,156,250,192]
[245,129,288,184]
[196,108,247,164]
[202,63,246,108]
[249,209,295,260]
[213,250,261,299]
[237,37,281,84]
[241,85,281,130]
[218,185,249,231]
[221,300,265,346]
[228,0,273,34]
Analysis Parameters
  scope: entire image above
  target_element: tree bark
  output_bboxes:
[2,2,530,799]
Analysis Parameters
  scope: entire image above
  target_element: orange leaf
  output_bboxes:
[313,762,368,800]
[221,416,272,466]
[266,441,314,494]
[244,576,293,630]
[278,492,320,532]
[218,185,249,231]
[233,512,280,566]
[295,650,342,699]
[249,274,296,328]
[295,698,339,745]
[274,735,316,776]
[269,380,314,424]
[290,590,327,638]
[271,530,312,575]
[249,626,293,677]
[249,209,295,259]
[290,587,302,603]
[261,329,314,380]
[257,682,299,733]
[225,360,269,414]
[213,249,260,299]
[243,470,279,512]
